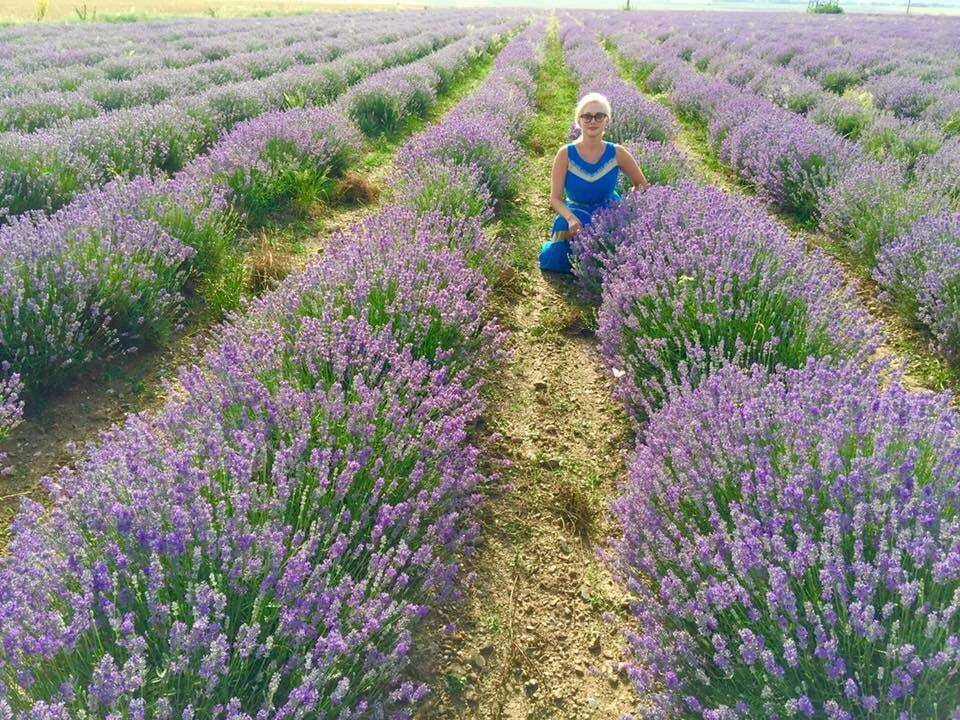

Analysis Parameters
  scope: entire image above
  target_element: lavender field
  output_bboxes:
[2,7,960,719]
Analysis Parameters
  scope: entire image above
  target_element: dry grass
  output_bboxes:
[553,477,597,539]
[1,0,417,22]
[244,233,295,294]
[334,172,382,206]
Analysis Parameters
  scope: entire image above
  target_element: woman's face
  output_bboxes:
[578,100,609,138]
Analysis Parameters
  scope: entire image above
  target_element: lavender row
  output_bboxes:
[394,23,544,227]
[0,18,505,221]
[0,26,510,405]
[0,24,546,718]
[574,181,877,422]
[646,26,951,174]
[610,28,869,222]
[578,192,953,719]
[563,91,960,720]
[558,16,960,718]
[0,207,503,719]
[0,17,338,92]
[0,12,513,135]
[0,12,455,82]
[0,28,350,132]
[615,355,960,720]
[626,12,960,135]
[607,23,960,365]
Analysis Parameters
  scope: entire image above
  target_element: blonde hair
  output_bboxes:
[574,92,612,130]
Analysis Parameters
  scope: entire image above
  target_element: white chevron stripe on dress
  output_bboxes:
[567,156,619,183]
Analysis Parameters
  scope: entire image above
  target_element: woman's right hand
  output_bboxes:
[567,216,583,237]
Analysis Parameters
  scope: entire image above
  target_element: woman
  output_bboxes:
[539,92,650,274]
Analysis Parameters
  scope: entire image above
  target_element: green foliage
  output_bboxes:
[73,2,96,20]
[862,122,943,175]
[821,69,860,93]
[620,266,834,418]
[809,0,844,13]
[945,112,960,137]
[226,138,351,223]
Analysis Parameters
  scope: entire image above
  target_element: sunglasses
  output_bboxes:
[579,112,608,124]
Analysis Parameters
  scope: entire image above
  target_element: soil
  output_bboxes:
[409,219,638,720]
[409,32,642,717]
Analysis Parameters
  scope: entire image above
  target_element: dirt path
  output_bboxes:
[0,52,499,548]
[608,47,960,397]
[410,29,639,720]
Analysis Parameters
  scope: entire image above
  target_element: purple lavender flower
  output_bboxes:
[0,207,503,718]
[576,183,876,420]
[184,106,362,217]
[338,62,440,137]
[397,116,522,202]
[916,136,960,211]
[818,158,934,266]
[710,96,863,222]
[396,157,495,225]
[618,139,695,191]
[863,73,937,120]
[876,212,960,362]
[0,368,22,472]
[613,358,960,718]
[0,179,195,396]
[860,113,944,171]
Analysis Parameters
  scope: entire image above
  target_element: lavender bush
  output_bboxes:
[916,136,960,210]
[810,94,874,141]
[186,107,362,219]
[0,188,195,396]
[864,73,937,120]
[614,359,960,719]
[340,64,440,137]
[818,159,932,266]
[397,158,494,225]
[0,368,22,468]
[860,114,943,172]
[876,212,960,362]
[0,168,244,399]
[580,184,876,420]
[710,98,862,223]
[0,90,101,132]
[0,207,502,719]
[397,116,522,202]
[619,139,695,192]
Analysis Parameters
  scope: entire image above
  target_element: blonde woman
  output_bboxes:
[539,92,650,274]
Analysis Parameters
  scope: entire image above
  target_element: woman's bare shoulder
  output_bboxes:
[613,143,636,163]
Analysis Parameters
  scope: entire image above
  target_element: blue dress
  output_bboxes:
[539,141,621,274]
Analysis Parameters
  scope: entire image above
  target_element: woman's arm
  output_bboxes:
[550,146,582,238]
[550,147,574,219]
[615,144,651,192]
